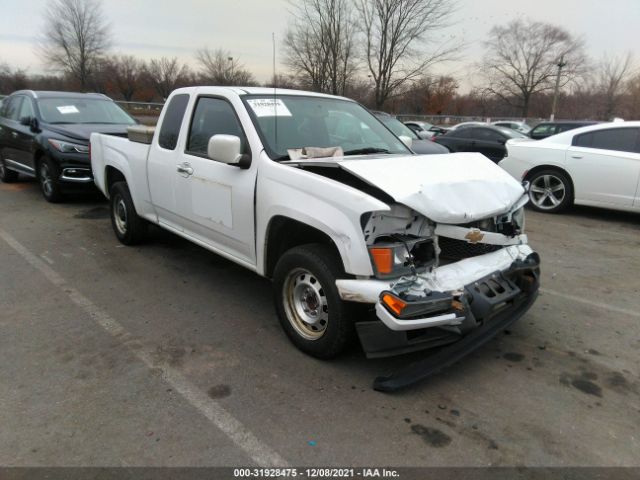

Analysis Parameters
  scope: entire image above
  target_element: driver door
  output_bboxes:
[175,96,258,266]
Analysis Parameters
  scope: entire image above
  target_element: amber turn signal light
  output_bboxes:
[369,247,393,275]
[381,293,407,316]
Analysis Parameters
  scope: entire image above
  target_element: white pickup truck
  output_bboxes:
[91,87,540,390]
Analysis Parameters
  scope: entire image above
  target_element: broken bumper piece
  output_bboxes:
[338,245,540,390]
[365,251,539,391]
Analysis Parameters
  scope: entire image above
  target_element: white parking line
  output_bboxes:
[0,228,288,467]
[540,288,640,319]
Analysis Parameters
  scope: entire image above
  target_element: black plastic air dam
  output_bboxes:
[373,289,538,392]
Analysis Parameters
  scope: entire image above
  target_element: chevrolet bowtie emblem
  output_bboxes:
[465,229,484,244]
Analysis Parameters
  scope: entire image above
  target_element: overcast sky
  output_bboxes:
[1,0,638,90]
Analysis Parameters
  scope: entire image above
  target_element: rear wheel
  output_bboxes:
[273,244,354,359]
[0,157,19,183]
[109,181,147,245]
[527,169,573,213]
[38,156,63,203]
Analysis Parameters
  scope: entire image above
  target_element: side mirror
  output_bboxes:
[207,134,250,168]
[399,135,413,149]
[20,116,39,132]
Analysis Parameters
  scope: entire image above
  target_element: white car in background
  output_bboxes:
[500,121,640,213]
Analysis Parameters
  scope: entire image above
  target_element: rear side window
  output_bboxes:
[531,124,554,136]
[449,128,472,138]
[473,128,503,142]
[557,124,576,133]
[573,128,639,153]
[1,96,22,120]
[158,94,189,150]
[187,97,244,156]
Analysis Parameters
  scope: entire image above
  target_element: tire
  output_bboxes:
[109,181,147,245]
[272,244,355,359]
[38,156,63,203]
[0,157,19,183]
[526,169,573,213]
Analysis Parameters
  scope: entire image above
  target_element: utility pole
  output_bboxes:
[550,55,567,121]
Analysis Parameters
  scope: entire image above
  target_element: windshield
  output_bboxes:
[37,98,136,125]
[378,116,418,140]
[242,95,410,159]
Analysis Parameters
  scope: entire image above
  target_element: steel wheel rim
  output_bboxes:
[40,163,53,196]
[113,196,128,235]
[529,174,566,210]
[282,268,329,340]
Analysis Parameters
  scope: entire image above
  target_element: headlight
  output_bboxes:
[368,236,435,279]
[48,139,90,154]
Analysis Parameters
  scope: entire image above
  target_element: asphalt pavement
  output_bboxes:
[1,178,639,467]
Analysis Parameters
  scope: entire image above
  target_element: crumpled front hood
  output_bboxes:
[336,152,525,224]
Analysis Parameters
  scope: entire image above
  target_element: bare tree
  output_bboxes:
[195,48,255,86]
[355,0,456,108]
[0,63,28,93]
[595,53,634,119]
[145,57,191,100]
[106,55,144,101]
[37,0,111,89]
[627,72,640,119]
[482,19,586,117]
[284,0,357,95]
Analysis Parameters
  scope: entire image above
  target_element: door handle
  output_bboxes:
[11,132,18,138]
[571,154,583,159]
[176,163,193,176]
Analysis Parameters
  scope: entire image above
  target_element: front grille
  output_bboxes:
[438,237,502,261]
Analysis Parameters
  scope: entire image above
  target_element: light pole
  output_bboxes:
[550,55,567,121]
[227,56,234,84]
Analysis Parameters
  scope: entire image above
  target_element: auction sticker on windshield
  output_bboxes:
[246,98,292,117]
[56,105,80,114]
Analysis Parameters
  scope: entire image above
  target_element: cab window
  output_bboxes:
[158,94,189,150]
[187,97,245,156]
[18,96,35,120]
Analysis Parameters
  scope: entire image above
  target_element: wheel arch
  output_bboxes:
[263,216,343,279]
[33,148,46,173]
[104,165,127,197]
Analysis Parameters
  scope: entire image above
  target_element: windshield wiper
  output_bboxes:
[343,147,390,156]
[274,154,290,161]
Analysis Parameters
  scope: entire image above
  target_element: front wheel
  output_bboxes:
[272,244,354,359]
[38,157,63,202]
[527,169,573,213]
[109,181,147,245]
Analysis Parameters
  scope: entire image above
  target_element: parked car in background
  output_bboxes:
[90,87,540,390]
[403,120,448,138]
[373,112,449,155]
[501,121,640,214]
[491,121,531,135]
[434,125,528,162]
[528,120,599,140]
[0,90,137,202]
